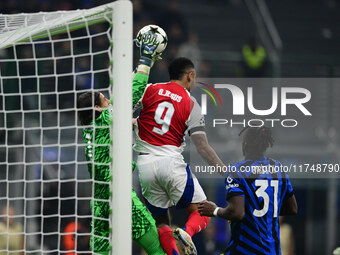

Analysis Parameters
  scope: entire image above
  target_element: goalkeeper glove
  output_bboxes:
[136,32,161,67]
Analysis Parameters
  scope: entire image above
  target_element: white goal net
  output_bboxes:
[0,1,132,254]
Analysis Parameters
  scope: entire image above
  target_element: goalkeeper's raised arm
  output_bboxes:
[132,30,163,107]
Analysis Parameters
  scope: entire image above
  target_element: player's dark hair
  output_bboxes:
[241,126,274,158]
[168,57,195,80]
[77,91,101,125]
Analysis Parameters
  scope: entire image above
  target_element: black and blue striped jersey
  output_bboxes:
[224,157,294,255]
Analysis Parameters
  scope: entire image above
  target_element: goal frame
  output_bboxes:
[111,1,132,255]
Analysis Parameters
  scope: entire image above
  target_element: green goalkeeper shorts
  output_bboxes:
[132,188,156,240]
[90,189,156,252]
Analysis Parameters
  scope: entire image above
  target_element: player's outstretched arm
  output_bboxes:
[280,195,298,216]
[132,70,150,107]
[198,197,245,221]
[190,133,226,176]
[132,32,163,107]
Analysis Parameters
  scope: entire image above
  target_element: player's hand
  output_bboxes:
[136,32,160,66]
[198,201,217,217]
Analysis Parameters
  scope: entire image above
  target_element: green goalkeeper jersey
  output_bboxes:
[83,72,149,169]
[82,72,153,252]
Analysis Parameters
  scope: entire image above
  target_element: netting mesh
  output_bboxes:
[0,4,114,254]
[0,4,113,49]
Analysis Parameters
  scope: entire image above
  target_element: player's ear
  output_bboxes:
[94,105,102,112]
[187,71,194,82]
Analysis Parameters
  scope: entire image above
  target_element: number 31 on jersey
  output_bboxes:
[253,179,279,218]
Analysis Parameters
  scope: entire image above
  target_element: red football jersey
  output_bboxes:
[134,82,205,157]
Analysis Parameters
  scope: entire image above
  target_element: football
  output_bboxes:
[135,24,168,54]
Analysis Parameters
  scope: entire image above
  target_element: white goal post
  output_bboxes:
[112,1,132,255]
[0,1,132,254]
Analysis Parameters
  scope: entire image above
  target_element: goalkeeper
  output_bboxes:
[77,34,167,255]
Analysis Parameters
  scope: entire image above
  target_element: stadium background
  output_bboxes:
[0,0,340,254]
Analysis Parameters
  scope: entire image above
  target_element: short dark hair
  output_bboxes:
[77,91,101,125]
[168,57,195,80]
[242,126,274,157]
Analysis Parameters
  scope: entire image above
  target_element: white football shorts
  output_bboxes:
[137,154,206,216]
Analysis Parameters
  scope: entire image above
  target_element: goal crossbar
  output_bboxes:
[0,3,113,49]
